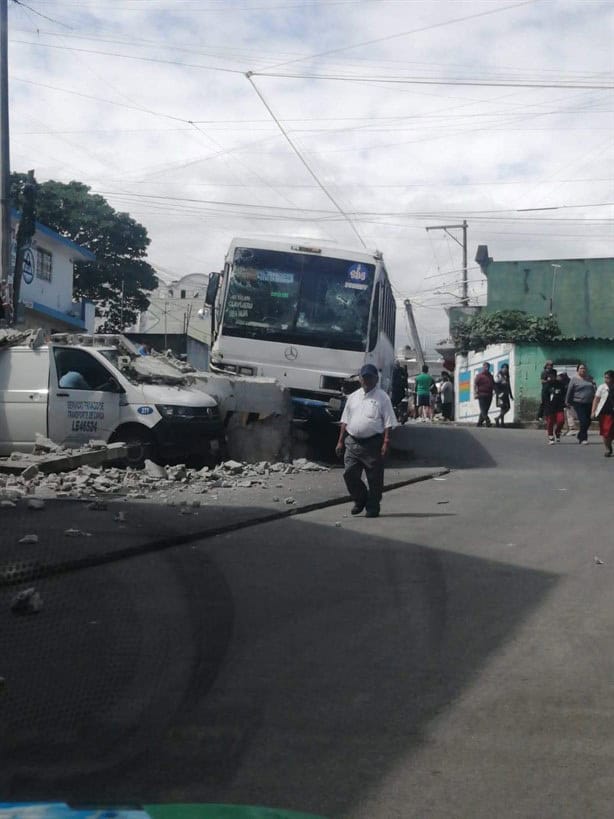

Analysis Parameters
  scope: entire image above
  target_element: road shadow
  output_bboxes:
[393,425,501,469]
[0,503,557,819]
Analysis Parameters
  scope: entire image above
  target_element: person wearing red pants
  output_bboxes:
[592,370,614,457]
[541,371,565,443]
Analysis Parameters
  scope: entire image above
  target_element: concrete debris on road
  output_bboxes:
[594,556,605,565]
[17,534,39,544]
[64,528,92,537]
[10,587,43,615]
[0,437,128,476]
[26,498,45,510]
[0,451,330,508]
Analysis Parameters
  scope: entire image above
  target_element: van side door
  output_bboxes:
[49,347,122,447]
[0,347,50,455]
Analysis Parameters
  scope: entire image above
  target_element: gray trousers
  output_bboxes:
[343,434,384,511]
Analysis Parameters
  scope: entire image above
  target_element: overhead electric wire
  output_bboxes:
[245,72,367,248]
[11,0,73,29]
[251,68,614,91]
[263,0,541,71]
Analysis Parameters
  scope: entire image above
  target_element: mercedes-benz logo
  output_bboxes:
[284,346,299,361]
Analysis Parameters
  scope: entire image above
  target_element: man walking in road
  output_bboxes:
[336,364,396,518]
[474,361,495,427]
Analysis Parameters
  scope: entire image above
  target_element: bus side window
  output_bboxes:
[369,282,380,351]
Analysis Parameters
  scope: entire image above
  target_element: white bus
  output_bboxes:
[206,238,396,421]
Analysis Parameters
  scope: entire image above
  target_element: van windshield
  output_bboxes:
[221,247,375,351]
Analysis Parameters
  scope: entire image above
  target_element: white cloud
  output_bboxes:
[7,0,614,346]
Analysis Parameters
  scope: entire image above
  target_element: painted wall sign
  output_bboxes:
[22,248,35,284]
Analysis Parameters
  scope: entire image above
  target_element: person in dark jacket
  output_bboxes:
[494,363,513,427]
[566,362,596,444]
[541,371,566,443]
[474,362,495,427]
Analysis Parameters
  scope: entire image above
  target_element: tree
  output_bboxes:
[452,309,561,352]
[10,173,158,330]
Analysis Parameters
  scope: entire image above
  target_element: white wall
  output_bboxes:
[455,343,516,424]
[16,230,75,313]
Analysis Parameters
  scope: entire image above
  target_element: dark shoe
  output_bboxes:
[494,417,500,427]
[605,450,613,458]
[365,507,380,518]
[485,419,492,427]
[351,503,365,515]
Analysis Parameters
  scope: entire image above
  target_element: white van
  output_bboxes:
[0,337,224,465]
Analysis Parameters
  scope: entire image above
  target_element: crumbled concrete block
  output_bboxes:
[20,464,39,481]
[26,499,45,510]
[64,528,91,537]
[223,460,244,474]
[167,464,187,481]
[18,534,39,544]
[10,587,43,615]
[284,497,296,505]
[144,459,168,479]
[1,500,16,508]
[235,479,253,488]
[86,439,108,450]
[33,434,62,454]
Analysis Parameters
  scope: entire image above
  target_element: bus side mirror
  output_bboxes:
[205,272,220,306]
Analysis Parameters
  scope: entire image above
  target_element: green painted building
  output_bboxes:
[451,248,614,423]
[475,246,614,338]
[514,340,614,422]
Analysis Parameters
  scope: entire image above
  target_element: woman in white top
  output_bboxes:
[591,370,614,457]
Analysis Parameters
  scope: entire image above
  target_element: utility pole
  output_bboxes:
[425,220,468,306]
[0,0,11,321]
[549,263,561,316]
[12,169,37,320]
[403,299,426,369]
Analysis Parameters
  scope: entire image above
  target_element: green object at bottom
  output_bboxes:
[145,805,328,819]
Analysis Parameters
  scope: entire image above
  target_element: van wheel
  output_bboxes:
[110,427,154,469]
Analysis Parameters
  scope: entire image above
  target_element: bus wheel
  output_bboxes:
[110,426,155,469]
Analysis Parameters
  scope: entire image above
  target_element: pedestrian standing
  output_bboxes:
[439,371,454,421]
[336,364,396,518]
[415,364,435,422]
[565,362,596,444]
[536,360,557,425]
[474,362,495,427]
[541,371,566,444]
[494,363,514,427]
[591,370,614,458]
[557,372,577,435]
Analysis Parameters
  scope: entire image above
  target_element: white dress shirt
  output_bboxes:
[341,386,397,438]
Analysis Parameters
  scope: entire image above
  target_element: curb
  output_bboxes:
[0,467,450,587]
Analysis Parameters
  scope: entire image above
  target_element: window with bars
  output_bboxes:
[36,247,53,281]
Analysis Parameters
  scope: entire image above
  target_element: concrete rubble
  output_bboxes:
[0,450,329,505]
[0,435,128,476]
[10,587,43,615]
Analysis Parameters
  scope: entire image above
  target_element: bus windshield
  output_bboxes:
[222,247,375,351]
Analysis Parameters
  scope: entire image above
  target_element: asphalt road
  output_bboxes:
[1,427,613,818]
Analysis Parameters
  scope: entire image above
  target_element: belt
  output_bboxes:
[348,432,383,442]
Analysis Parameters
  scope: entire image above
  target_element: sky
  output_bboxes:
[6,0,614,350]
